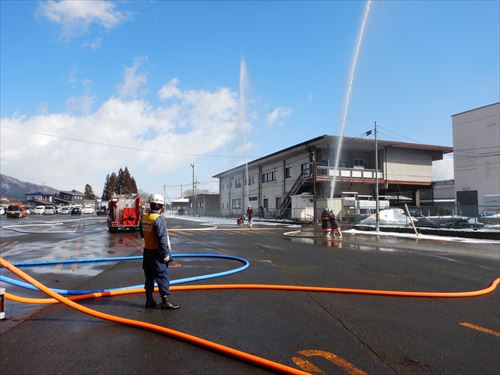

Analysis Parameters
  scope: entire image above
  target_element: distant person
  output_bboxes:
[329,210,342,239]
[321,209,332,238]
[247,205,254,228]
[259,205,264,219]
[140,194,179,310]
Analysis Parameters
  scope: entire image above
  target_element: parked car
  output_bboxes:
[7,204,27,218]
[25,206,32,215]
[96,207,108,216]
[0,207,5,215]
[71,207,81,215]
[82,205,95,215]
[34,206,46,215]
[44,206,56,215]
[60,207,70,215]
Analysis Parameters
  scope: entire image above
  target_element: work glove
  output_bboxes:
[164,254,171,265]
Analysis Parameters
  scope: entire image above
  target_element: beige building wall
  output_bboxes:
[453,102,500,207]
[385,148,433,183]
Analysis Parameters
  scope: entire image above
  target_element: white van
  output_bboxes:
[82,205,95,214]
[34,206,46,215]
[44,206,56,215]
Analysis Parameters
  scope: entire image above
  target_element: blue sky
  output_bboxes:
[1,0,498,199]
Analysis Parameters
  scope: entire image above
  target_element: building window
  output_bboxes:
[276,197,282,208]
[301,163,310,175]
[353,159,365,168]
[285,167,292,178]
[232,199,241,209]
[263,198,268,209]
[235,178,242,188]
[261,171,276,183]
[249,196,258,201]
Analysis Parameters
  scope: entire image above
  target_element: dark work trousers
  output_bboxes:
[143,249,170,297]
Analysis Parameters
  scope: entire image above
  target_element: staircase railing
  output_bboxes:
[278,173,307,218]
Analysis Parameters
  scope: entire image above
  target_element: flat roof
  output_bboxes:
[213,135,453,178]
[451,102,500,117]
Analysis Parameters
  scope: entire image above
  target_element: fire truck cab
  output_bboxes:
[108,194,141,232]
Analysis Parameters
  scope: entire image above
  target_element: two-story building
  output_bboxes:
[186,193,220,216]
[214,135,452,219]
[53,190,84,206]
[25,191,54,206]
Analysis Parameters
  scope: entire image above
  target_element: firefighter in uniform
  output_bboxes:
[329,210,343,239]
[140,194,179,310]
[321,209,332,239]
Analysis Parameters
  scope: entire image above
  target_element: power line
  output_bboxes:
[377,125,424,144]
[0,125,253,159]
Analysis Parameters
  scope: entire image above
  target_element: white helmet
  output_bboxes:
[149,194,165,205]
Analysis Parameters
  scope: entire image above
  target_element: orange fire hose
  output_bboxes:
[0,257,308,375]
[5,278,500,305]
[2,257,500,374]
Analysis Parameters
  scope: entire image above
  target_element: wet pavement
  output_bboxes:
[1,214,499,374]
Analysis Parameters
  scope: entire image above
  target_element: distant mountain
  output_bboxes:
[0,174,58,199]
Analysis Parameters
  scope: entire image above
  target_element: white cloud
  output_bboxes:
[158,78,181,100]
[432,156,454,181]
[266,106,294,126]
[0,81,240,192]
[65,94,95,114]
[232,142,255,157]
[116,57,148,98]
[40,0,128,37]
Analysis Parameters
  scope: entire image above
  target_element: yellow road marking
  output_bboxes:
[293,349,368,375]
[292,356,324,374]
[0,241,18,250]
[460,322,500,337]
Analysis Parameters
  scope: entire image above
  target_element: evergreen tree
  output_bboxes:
[101,174,110,200]
[130,176,138,194]
[101,167,138,198]
[122,167,133,194]
[84,184,96,200]
[109,172,118,197]
[116,168,124,194]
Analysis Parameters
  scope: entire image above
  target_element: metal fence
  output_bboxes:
[345,204,500,228]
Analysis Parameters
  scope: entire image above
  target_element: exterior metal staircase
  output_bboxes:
[278,173,308,218]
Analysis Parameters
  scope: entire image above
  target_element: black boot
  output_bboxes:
[160,295,180,310]
[145,294,157,309]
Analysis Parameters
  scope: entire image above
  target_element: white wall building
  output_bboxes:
[214,135,452,219]
[452,102,500,214]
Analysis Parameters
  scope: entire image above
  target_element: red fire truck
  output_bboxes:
[107,194,142,232]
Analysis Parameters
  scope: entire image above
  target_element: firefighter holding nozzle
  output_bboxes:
[140,194,180,310]
[321,209,342,239]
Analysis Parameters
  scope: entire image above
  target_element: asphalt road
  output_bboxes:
[1,214,499,375]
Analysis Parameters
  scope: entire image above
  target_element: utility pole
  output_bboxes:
[374,121,380,232]
[190,163,195,215]
[311,149,317,222]
[163,184,166,209]
[180,184,183,198]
